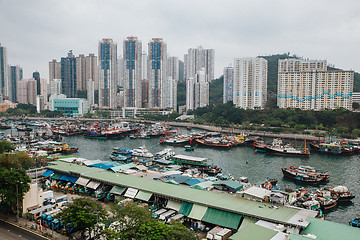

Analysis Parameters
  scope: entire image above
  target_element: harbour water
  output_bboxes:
[62,129,360,225]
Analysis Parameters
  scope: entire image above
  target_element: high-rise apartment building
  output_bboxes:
[233,57,268,109]
[51,79,62,95]
[49,59,61,87]
[167,57,179,82]
[40,78,48,104]
[223,66,234,103]
[194,68,209,109]
[186,77,194,110]
[33,71,41,95]
[9,65,22,102]
[87,79,95,106]
[278,59,353,110]
[0,44,8,99]
[166,56,179,110]
[123,36,142,108]
[98,39,117,109]
[148,38,167,108]
[76,54,98,91]
[61,51,77,98]
[17,79,37,105]
[184,46,214,82]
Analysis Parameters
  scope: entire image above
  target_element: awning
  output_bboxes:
[50,172,63,180]
[188,204,208,220]
[59,175,78,183]
[154,208,167,215]
[75,177,89,186]
[178,202,193,216]
[124,188,138,198]
[135,190,153,202]
[202,208,243,229]
[169,213,184,221]
[110,186,126,196]
[159,210,176,220]
[166,200,182,211]
[42,170,54,177]
[86,181,101,190]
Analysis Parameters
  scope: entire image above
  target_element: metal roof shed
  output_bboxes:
[229,223,277,240]
[124,188,138,198]
[184,178,205,186]
[110,186,126,196]
[75,177,89,186]
[86,181,101,190]
[202,207,243,230]
[188,204,208,220]
[213,180,243,192]
[42,170,54,177]
[135,190,153,202]
[173,175,192,184]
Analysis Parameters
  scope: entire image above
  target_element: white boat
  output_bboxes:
[132,146,154,158]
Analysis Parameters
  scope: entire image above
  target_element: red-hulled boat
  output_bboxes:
[194,138,232,150]
[281,165,329,185]
[329,186,355,202]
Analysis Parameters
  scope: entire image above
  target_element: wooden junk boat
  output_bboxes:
[281,165,329,185]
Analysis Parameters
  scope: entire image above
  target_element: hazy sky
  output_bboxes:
[1,0,360,80]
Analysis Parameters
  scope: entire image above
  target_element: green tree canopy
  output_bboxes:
[55,197,108,238]
[0,140,15,154]
[0,151,34,170]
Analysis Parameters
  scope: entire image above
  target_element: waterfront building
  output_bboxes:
[233,57,268,109]
[61,50,77,98]
[87,79,95,105]
[8,65,22,102]
[184,46,214,82]
[148,38,167,108]
[278,59,353,110]
[76,53,97,91]
[123,36,142,108]
[110,107,172,118]
[49,94,90,116]
[98,38,118,109]
[223,66,234,103]
[0,44,8,100]
[50,79,62,95]
[49,59,61,88]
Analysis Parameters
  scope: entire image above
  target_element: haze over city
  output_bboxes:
[1,0,360,79]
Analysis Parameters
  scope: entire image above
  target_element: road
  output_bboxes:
[0,219,49,240]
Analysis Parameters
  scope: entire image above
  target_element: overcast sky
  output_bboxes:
[1,0,360,80]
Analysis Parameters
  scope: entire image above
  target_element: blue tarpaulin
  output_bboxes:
[88,161,118,170]
[59,175,79,183]
[42,170,54,177]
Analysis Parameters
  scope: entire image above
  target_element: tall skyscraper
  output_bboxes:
[184,46,214,82]
[98,38,118,108]
[166,56,179,110]
[76,53,98,91]
[0,44,8,99]
[61,50,77,98]
[194,68,209,109]
[223,66,234,103]
[9,65,22,102]
[17,80,28,104]
[148,38,167,108]
[278,59,353,110]
[87,79,95,105]
[123,36,142,108]
[233,57,268,109]
[186,77,194,110]
[33,71,41,95]
[50,79,62,95]
[49,59,61,87]
[40,78,48,104]
[27,79,37,105]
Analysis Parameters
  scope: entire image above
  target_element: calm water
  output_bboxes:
[62,129,360,225]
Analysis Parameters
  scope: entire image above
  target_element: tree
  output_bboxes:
[55,197,108,239]
[0,140,15,154]
[0,151,34,170]
[0,168,31,214]
[103,202,197,240]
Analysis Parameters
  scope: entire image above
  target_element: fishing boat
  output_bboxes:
[329,186,355,202]
[254,139,267,153]
[266,139,310,157]
[194,137,232,150]
[159,136,191,146]
[309,140,357,155]
[281,165,330,185]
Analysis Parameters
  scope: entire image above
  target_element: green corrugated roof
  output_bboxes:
[238,217,257,230]
[47,161,106,175]
[135,190,153,202]
[202,207,242,229]
[188,204,208,220]
[230,223,277,240]
[46,161,302,226]
[301,217,360,240]
[178,202,193,216]
[110,186,126,196]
